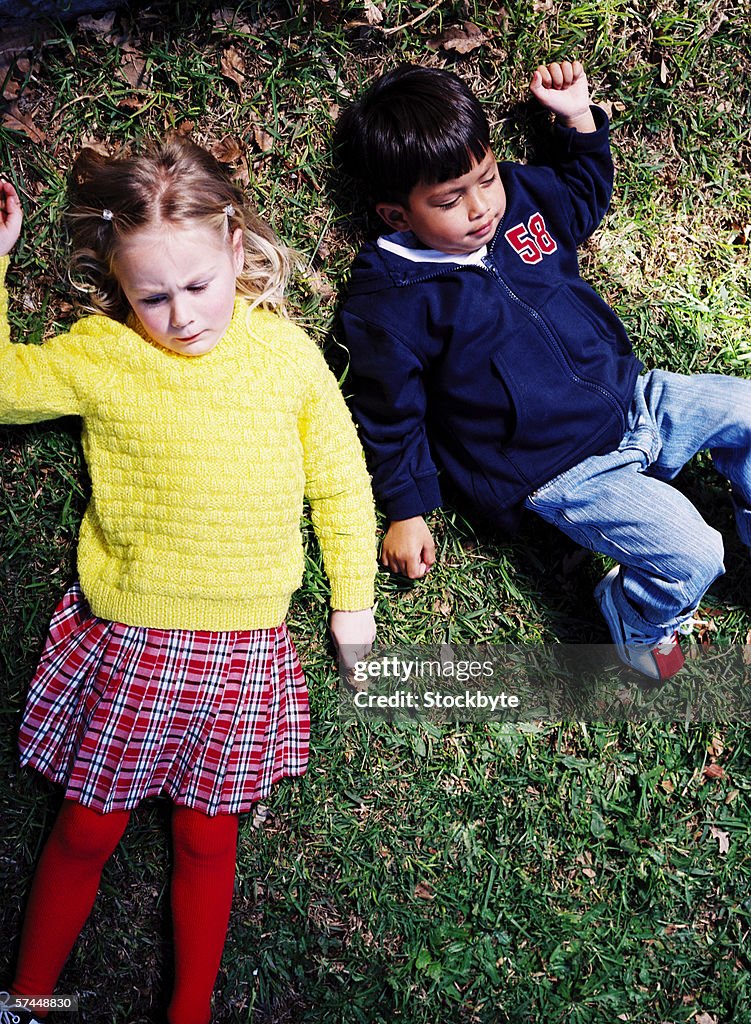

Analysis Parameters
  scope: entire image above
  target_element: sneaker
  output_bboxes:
[5,1009,46,1024]
[594,567,686,681]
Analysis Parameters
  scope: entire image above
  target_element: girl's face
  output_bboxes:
[114,221,245,356]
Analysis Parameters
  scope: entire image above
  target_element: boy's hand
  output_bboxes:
[0,180,23,255]
[330,607,376,674]
[529,61,596,133]
[381,516,436,579]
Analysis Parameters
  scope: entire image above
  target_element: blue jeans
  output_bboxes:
[524,370,751,634]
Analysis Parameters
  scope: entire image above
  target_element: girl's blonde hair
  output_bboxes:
[67,138,297,320]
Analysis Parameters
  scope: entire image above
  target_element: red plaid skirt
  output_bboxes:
[18,584,310,815]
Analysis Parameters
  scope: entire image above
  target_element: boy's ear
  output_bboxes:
[375,202,410,231]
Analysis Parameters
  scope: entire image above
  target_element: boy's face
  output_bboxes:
[376,149,506,255]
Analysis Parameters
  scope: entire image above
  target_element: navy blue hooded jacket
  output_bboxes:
[338,108,642,532]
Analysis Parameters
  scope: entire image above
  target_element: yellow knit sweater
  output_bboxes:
[0,256,376,630]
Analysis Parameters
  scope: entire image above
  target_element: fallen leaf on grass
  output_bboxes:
[211,135,244,164]
[119,49,148,89]
[596,99,626,120]
[78,135,111,156]
[211,136,251,186]
[709,826,729,855]
[694,1013,718,1024]
[2,103,46,142]
[77,12,117,35]
[2,55,36,101]
[414,881,435,900]
[707,734,724,758]
[117,96,146,112]
[251,802,270,828]
[702,763,725,781]
[733,221,751,246]
[363,0,384,25]
[252,125,274,154]
[305,269,335,300]
[212,7,254,32]
[664,923,688,936]
[427,22,488,54]
[221,45,246,87]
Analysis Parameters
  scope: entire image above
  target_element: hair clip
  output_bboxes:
[223,204,235,217]
[102,209,114,221]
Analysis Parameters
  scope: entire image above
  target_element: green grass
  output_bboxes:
[2,1,751,1021]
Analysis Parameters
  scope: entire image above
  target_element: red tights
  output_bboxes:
[12,799,238,1024]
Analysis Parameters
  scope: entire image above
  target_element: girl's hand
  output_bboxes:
[330,607,376,673]
[0,180,23,255]
[529,60,596,132]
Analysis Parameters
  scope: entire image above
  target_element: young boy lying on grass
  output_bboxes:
[335,59,751,682]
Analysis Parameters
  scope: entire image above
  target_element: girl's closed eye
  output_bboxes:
[143,295,167,306]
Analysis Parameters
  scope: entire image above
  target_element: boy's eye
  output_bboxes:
[437,197,460,209]
[142,295,166,306]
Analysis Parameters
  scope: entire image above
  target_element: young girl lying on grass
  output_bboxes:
[0,139,375,1024]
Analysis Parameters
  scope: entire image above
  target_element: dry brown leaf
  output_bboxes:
[725,789,739,805]
[175,120,195,137]
[211,136,243,164]
[664,923,688,936]
[364,0,384,25]
[252,126,274,154]
[414,881,435,900]
[2,103,46,143]
[596,99,626,120]
[78,135,111,156]
[707,734,724,758]
[119,51,148,89]
[77,12,117,35]
[695,1013,718,1024]
[117,96,145,112]
[1,63,21,101]
[733,222,751,246]
[306,268,335,300]
[212,7,254,33]
[427,22,488,55]
[709,826,729,855]
[232,157,251,189]
[659,57,669,84]
[221,45,246,87]
[660,777,675,794]
[702,763,725,781]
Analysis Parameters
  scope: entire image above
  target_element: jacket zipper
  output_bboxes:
[478,255,626,423]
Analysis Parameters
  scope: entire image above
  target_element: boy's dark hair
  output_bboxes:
[334,64,491,206]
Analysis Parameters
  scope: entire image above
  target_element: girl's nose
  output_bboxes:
[170,298,193,330]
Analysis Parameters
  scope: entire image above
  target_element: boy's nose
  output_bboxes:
[467,188,489,219]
